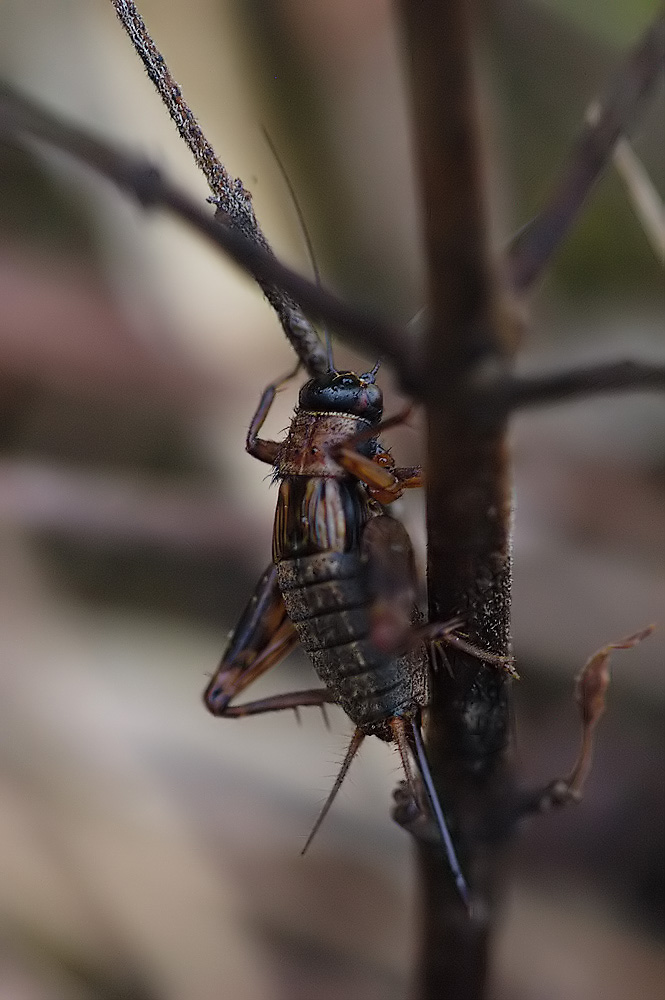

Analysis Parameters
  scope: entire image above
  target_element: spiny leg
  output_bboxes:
[389,717,421,805]
[301,728,365,856]
[222,688,335,718]
[409,719,471,910]
[420,620,518,676]
[204,562,331,720]
[359,515,515,671]
[204,564,297,714]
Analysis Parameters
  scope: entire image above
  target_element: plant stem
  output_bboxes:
[397,1,516,995]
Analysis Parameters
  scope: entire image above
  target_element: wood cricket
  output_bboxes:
[105,0,515,908]
[204,362,513,906]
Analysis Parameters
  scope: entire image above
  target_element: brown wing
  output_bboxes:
[361,514,419,653]
[273,476,369,561]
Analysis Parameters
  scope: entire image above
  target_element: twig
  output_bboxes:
[495,359,665,412]
[4,85,665,411]
[514,627,655,819]
[398,1,515,997]
[610,136,665,265]
[0,83,410,377]
[110,0,250,224]
[507,11,665,292]
[110,0,329,375]
[3,79,665,421]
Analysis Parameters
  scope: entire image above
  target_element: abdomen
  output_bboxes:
[273,477,422,735]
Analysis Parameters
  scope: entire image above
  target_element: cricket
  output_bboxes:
[101,0,518,907]
[1,0,662,994]
[203,359,513,904]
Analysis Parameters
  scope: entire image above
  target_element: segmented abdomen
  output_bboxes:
[277,550,422,735]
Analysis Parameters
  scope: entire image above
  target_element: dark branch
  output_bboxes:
[111,0,251,224]
[492,358,665,413]
[0,83,411,378]
[398,0,516,997]
[110,0,329,375]
[4,82,665,411]
[507,11,665,292]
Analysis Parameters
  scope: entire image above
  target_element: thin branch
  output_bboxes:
[110,0,329,375]
[507,11,665,292]
[111,0,249,223]
[398,0,516,997]
[4,84,665,412]
[610,135,665,265]
[514,627,655,820]
[0,83,410,377]
[495,359,665,412]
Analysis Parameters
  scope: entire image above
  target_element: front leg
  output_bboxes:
[335,447,423,504]
[331,407,424,503]
[246,364,300,464]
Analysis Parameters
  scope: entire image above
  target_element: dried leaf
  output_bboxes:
[568,625,655,793]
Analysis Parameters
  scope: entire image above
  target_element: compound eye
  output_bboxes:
[337,375,358,388]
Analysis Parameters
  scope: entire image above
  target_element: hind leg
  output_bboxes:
[204,563,333,720]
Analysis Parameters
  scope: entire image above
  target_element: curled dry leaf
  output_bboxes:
[567,625,656,795]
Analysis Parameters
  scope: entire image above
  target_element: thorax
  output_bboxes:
[276,408,373,478]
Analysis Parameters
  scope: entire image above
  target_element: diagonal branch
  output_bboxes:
[110,0,330,374]
[0,83,410,377]
[3,55,664,414]
[111,0,252,228]
[507,11,665,293]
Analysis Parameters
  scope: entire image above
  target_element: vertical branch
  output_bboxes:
[398,2,516,998]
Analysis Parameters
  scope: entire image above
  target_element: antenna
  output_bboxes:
[261,126,334,371]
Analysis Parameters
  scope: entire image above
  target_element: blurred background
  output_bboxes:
[0,1,663,998]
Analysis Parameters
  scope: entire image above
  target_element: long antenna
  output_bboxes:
[410,719,471,909]
[261,126,335,371]
[301,728,364,855]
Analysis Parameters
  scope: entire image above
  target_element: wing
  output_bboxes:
[361,514,419,653]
